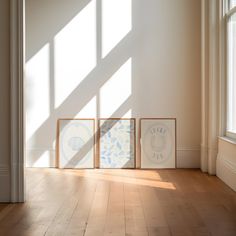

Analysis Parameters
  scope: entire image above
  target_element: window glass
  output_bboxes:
[229,0,236,10]
[227,13,236,134]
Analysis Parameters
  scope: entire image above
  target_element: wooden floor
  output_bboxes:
[0,169,236,236]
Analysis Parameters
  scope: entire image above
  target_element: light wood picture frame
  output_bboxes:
[57,119,95,169]
[98,118,136,169]
[140,118,176,169]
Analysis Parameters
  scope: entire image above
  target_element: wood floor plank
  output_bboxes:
[0,168,236,236]
[103,181,125,236]
[124,180,148,235]
[83,180,110,235]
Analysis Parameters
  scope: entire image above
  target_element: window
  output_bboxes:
[229,0,236,9]
[226,0,236,139]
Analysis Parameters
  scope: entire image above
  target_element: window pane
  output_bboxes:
[229,0,236,10]
[227,13,236,133]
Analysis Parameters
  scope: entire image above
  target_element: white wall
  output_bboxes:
[25,0,201,168]
[0,0,11,201]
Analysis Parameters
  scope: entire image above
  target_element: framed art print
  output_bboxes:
[140,118,176,169]
[57,119,95,168]
[98,118,136,168]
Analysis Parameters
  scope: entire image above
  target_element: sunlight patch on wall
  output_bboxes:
[53,139,56,150]
[100,58,132,117]
[122,109,132,118]
[54,0,96,108]
[102,0,132,58]
[25,43,50,143]
[31,151,51,167]
[75,96,97,118]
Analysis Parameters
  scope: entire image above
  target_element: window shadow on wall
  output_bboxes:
[25,0,140,167]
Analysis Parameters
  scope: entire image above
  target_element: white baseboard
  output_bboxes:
[176,149,200,168]
[0,165,10,202]
[217,154,236,192]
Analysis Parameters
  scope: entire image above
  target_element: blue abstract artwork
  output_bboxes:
[99,119,135,168]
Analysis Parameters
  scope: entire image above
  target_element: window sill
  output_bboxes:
[219,136,236,145]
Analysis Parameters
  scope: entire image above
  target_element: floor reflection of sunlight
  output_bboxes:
[65,169,176,190]
[100,58,132,117]
[55,0,96,108]
[102,0,132,58]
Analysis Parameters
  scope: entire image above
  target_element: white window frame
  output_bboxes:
[225,0,236,140]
